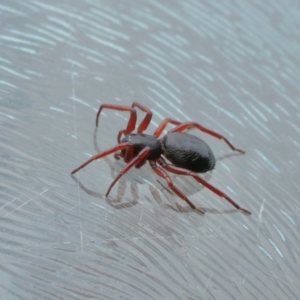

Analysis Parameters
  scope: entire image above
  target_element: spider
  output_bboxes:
[71,102,251,215]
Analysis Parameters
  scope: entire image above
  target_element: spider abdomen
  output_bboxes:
[161,132,216,173]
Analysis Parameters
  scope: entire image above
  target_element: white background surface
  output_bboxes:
[0,0,299,299]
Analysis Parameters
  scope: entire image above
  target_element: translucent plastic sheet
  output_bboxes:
[0,0,299,299]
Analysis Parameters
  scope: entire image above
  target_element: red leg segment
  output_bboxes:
[105,146,151,197]
[114,152,123,160]
[71,143,133,175]
[122,144,135,163]
[113,145,135,162]
[132,102,153,133]
[95,104,137,143]
[157,157,251,214]
[169,122,245,154]
[153,118,182,137]
[149,160,205,213]
[135,159,147,169]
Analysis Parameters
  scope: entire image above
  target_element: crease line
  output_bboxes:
[67,0,83,253]
[4,186,55,218]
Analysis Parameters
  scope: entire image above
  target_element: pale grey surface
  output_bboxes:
[0,0,299,299]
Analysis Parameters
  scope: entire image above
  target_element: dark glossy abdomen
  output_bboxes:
[161,132,216,173]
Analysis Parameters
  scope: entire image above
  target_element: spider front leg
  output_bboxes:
[169,122,245,154]
[71,143,133,174]
[95,104,137,143]
[157,157,251,214]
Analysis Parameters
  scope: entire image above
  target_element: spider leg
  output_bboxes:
[113,143,135,162]
[135,159,147,169]
[132,102,153,133]
[71,142,133,175]
[105,146,151,197]
[95,104,137,143]
[149,160,205,213]
[157,157,251,214]
[169,122,245,154]
[153,118,183,137]
[122,144,135,163]
[114,152,122,160]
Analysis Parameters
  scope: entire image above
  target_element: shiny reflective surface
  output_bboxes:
[0,0,299,299]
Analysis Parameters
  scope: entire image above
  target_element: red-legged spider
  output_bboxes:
[71,102,251,215]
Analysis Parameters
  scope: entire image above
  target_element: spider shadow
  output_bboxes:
[216,151,244,162]
[86,127,245,215]
[146,184,238,215]
[71,174,139,209]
